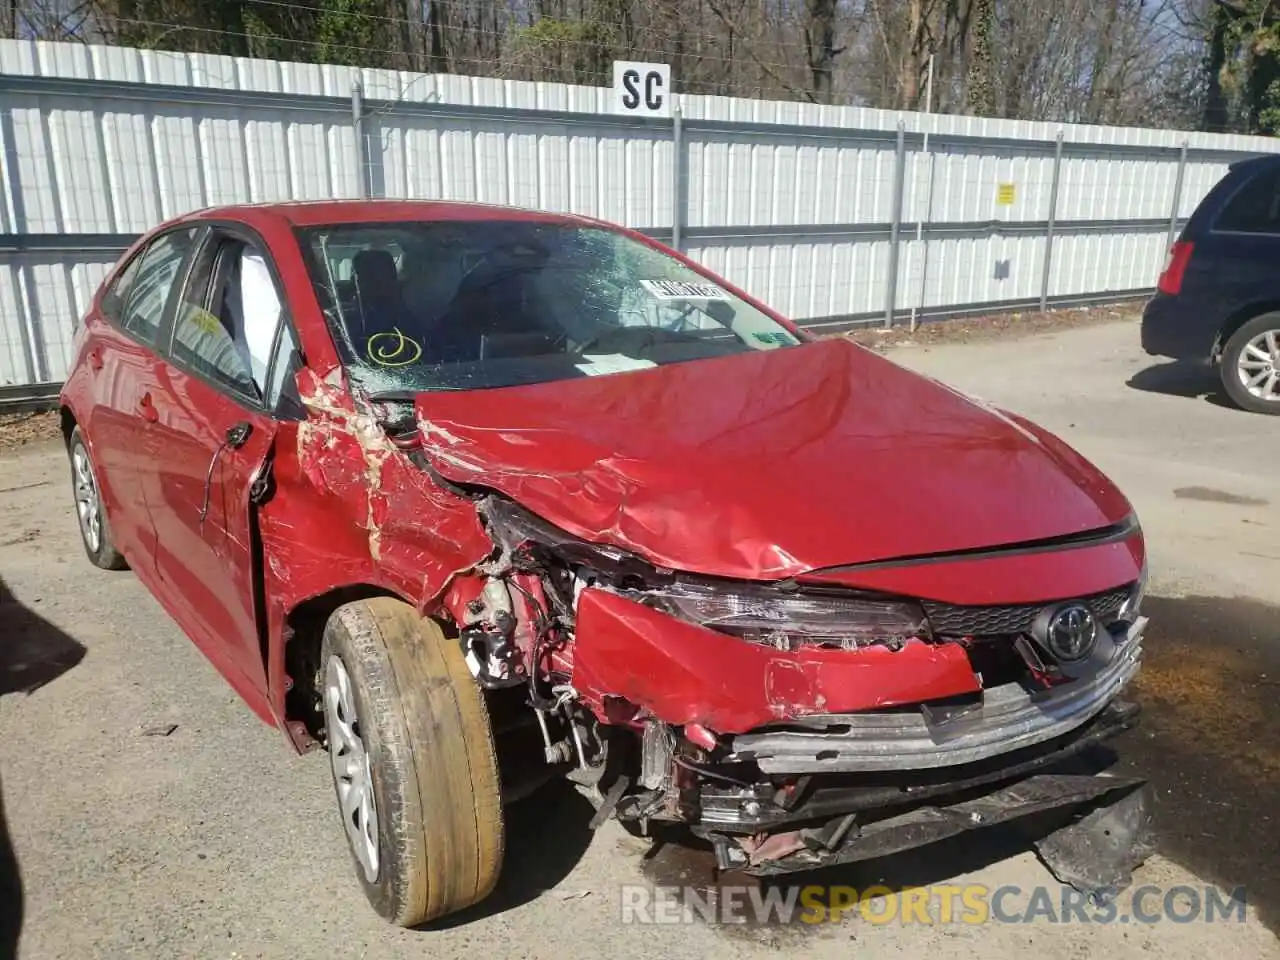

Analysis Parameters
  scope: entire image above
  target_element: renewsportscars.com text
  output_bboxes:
[619,883,1249,926]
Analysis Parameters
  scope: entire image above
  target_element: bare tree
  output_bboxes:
[4,0,1206,131]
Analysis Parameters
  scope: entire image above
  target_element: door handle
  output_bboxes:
[138,392,159,423]
[87,347,103,372]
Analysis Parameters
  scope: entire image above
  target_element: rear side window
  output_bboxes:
[119,229,197,342]
[1215,168,1280,234]
[167,230,296,412]
[101,252,143,323]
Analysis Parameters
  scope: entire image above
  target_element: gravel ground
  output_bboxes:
[0,414,59,452]
[843,301,1144,352]
[1,315,1278,959]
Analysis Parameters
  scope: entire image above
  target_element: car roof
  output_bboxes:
[175,199,604,231]
[1228,153,1280,173]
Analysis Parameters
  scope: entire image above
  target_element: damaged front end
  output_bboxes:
[441,494,1153,898]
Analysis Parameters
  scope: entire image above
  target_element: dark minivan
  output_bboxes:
[1141,154,1280,414]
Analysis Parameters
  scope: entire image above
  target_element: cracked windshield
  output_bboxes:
[299,219,802,396]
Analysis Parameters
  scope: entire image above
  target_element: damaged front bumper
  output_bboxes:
[632,620,1149,890]
[725,618,1145,774]
[694,699,1151,894]
[710,768,1155,899]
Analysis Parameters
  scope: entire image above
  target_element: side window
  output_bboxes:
[101,252,143,323]
[266,321,303,416]
[1215,169,1280,234]
[118,229,196,342]
[169,235,288,405]
[234,246,285,393]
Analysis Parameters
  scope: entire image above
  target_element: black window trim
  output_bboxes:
[103,224,201,349]
[156,220,306,421]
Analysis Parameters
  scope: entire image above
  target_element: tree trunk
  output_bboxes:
[217,0,249,58]
[900,0,924,108]
[1084,0,1120,123]
[805,0,838,104]
[426,0,446,72]
[963,0,994,115]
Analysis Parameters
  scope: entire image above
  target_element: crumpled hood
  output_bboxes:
[414,338,1132,580]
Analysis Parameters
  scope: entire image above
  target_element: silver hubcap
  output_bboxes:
[324,655,380,883]
[72,445,102,553]
[1237,329,1280,401]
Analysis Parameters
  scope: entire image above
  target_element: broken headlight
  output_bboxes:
[639,581,929,651]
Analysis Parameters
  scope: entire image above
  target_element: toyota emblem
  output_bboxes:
[1043,604,1098,662]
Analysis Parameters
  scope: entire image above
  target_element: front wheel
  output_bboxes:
[1220,313,1280,414]
[320,597,505,926]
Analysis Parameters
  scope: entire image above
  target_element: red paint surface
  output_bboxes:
[572,589,981,733]
[414,337,1134,580]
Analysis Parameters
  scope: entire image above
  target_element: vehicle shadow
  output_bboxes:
[0,575,89,960]
[1126,360,1238,409]
[421,779,597,930]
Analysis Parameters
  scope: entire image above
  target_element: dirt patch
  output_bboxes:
[1114,595,1280,929]
[1173,486,1268,507]
[0,413,61,452]
[843,302,1143,353]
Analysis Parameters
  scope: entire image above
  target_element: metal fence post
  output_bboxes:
[351,81,367,199]
[671,100,684,252]
[884,120,907,329]
[1039,131,1065,313]
[1167,140,1189,249]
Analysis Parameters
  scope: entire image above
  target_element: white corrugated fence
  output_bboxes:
[2,38,1278,393]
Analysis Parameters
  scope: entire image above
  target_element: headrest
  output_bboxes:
[352,249,399,295]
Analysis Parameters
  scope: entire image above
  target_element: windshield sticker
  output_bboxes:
[640,279,730,301]
[574,353,658,376]
[366,328,423,367]
[753,331,799,345]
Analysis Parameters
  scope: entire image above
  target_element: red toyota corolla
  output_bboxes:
[58,200,1151,925]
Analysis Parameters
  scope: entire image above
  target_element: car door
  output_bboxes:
[141,225,297,710]
[79,227,199,569]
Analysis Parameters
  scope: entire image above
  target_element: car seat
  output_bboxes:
[351,250,411,333]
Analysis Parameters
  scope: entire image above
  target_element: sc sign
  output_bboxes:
[613,61,672,119]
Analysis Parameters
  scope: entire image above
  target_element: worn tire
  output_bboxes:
[1220,312,1280,415]
[320,597,504,926]
[67,426,127,570]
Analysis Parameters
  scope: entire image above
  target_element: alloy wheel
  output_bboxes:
[324,654,381,883]
[72,445,102,554]
[1236,328,1280,402]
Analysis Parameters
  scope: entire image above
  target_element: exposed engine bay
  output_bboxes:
[429,490,1152,893]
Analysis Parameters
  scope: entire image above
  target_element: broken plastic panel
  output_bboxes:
[639,581,929,650]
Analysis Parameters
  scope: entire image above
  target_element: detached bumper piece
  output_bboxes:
[707,773,1155,897]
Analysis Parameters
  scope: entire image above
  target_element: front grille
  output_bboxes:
[922,585,1132,637]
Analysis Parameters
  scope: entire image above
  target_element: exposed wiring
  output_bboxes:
[505,577,561,710]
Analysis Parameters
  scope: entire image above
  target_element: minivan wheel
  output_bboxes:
[67,426,127,570]
[320,597,504,927]
[1221,313,1280,414]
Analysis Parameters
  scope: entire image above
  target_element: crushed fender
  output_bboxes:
[571,588,981,734]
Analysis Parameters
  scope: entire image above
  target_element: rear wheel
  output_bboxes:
[320,597,505,926]
[67,426,127,570]
[1220,313,1280,414]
